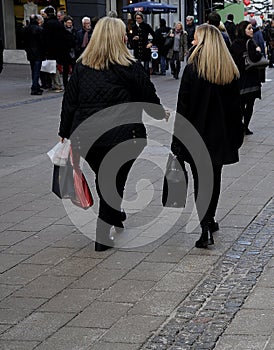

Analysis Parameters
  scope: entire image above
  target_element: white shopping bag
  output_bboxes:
[47,139,71,166]
[41,60,56,74]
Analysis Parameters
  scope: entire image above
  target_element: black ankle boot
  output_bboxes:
[95,242,113,251]
[208,219,219,234]
[195,226,214,248]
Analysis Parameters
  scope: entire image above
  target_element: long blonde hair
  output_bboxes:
[80,17,135,70]
[188,24,239,85]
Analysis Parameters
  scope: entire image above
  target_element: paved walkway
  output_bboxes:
[0,64,273,350]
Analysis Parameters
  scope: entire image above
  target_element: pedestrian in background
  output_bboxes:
[58,17,165,252]
[266,19,274,68]
[224,13,236,43]
[43,6,67,92]
[23,14,45,95]
[131,12,155,76]
[231,21,263,135]
[172,24,243,249]
[185,15,196,50]
[76,17,93,58]
[154,18,171,75]
[208,12,231,50]
[62,15,77,88]
[167,22,188,79]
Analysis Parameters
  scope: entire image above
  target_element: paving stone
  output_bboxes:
[0,340,40,349]
[0,230,35,246]
[144,245,188,263]
[0,308,31,325]
[214,335,269,350]
[0,285,21,300]
[0,264,49,285]
[22,247,76,265]
[0,325,11,335]
[98,251,147,270]
[102,314,166,343]
[70,267,128,290]
[123,262,175,281]
[98,279,155,303]
[12,275,75,298]
[0,312,74,341]
[91,342,142,350]
[129,290,184,316]
[243,287,274,309]
[0,296,47,310]
[51,233,91,249]
[153,272,203,293]
[33,326,103,350]
[47,256,102,277]
[224,309,274,335]
[38,288,100,313]
[0,253,29,273]
[3,237,51,255]
[7,216,59,232]
[68,301,132,328]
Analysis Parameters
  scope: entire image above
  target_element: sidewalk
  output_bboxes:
[0,64,273,350]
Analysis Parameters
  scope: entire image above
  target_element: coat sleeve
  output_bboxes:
[176,64,192,118]
[130,63,165,120]
[58,64,80,138]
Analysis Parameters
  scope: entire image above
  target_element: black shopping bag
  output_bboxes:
[162,153,188,208]
[52,161,75,199]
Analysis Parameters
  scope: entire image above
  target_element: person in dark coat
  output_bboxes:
[154,18,171,75]
[231,21,263,135]
[131,12,155,76]
[266,19,274,68]
[185,15,196,50]
[76,17,93,59]
[171,24,244,249]
[62,15,78,88]
[208,12,231,50]
[23,14,45,95]
[58,17,166,251]
[224,14,236,43]
[43,6,68,91]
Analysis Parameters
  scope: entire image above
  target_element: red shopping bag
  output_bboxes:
[72,168,93,209]
[70,148,93,210]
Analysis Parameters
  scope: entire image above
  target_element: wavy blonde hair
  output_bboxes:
[80,17,135,70]
[188,24,239,85]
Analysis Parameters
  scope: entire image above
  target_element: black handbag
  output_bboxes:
[163,36,174,51]
[244,39,269,70]
[52,161,75,199]
[162,153,188,208]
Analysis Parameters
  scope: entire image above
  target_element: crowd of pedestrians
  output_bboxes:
[22,6,98,95]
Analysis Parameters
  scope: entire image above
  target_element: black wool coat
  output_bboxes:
[171,64,244,166]
[23,23,45,62]
[59,62,165,155]
[132,22,155,61]
[43,15,69,63]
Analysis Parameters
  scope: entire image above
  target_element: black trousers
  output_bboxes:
[189,161,223,228]
[86,141,145,239]
[241,96,256,129]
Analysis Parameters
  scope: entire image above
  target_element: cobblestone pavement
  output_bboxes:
[0,64,273,350]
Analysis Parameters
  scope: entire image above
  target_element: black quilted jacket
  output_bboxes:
[59,62,164,150]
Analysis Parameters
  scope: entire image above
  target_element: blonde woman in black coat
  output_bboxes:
[172,24,244,248]
[59,17,165,251]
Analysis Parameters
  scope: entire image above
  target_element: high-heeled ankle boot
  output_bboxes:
[195,226,214,248]
[208,218,219,234]
[95,241,113,252]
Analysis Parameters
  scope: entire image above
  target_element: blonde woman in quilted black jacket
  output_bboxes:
[59,17,166,251]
